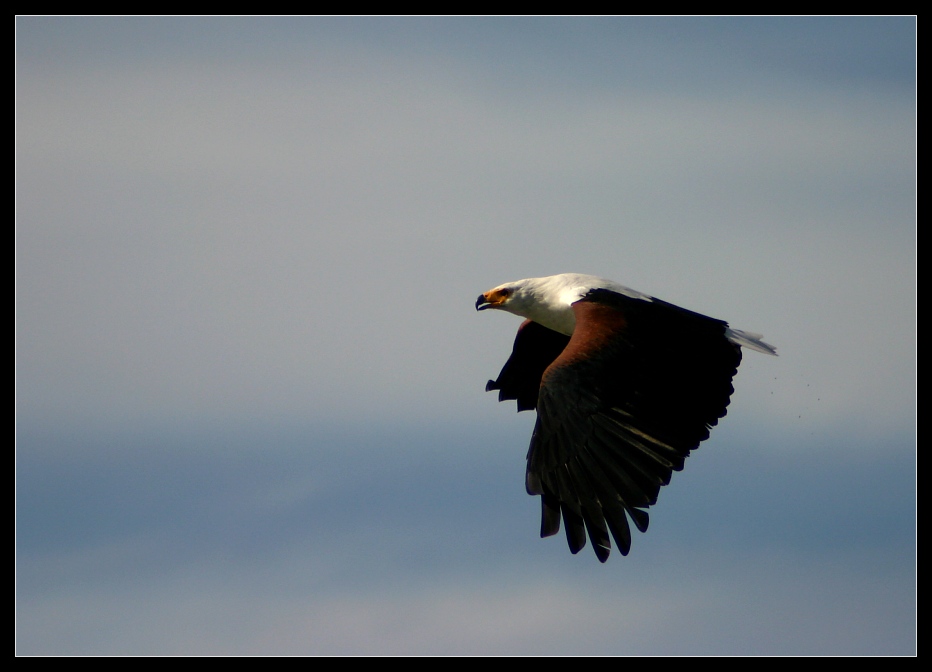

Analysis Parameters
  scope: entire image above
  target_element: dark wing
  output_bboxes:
[486,319,570,412]
[525,289,742,562]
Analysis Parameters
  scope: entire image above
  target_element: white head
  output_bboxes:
[475,274,593,335]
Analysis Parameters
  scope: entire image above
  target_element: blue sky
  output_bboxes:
[16,17,915,655]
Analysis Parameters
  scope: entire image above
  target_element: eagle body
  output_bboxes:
[476,273,776,562]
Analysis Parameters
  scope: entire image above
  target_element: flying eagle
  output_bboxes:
[476,273,776,562]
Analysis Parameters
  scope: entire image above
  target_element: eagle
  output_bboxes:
[476,273,776,562]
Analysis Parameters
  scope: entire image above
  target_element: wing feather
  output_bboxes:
[525,289,742,562]
[486,320,570,412]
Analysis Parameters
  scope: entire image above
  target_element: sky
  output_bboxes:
[16,17,915,655]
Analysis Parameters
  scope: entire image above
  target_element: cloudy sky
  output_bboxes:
[16,17,915,655]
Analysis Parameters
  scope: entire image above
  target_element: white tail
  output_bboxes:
[725,328,778,356]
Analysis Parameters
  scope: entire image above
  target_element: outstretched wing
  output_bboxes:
[525,289,742,562]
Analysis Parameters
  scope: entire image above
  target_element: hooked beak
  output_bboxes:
[476,287,511,311]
